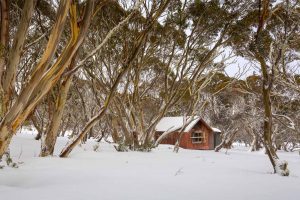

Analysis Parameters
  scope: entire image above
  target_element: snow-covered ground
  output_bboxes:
[1,129,300,200]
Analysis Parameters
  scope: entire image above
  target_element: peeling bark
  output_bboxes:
[0,0,71,158]
[40,73,74,156]
[0,0,9,117]
[2,0,36,114]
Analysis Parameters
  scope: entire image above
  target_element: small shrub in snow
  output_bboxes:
[114,144,129,152]
[275,160,289,176]
[0,151,19,169]
[93,143,100,152]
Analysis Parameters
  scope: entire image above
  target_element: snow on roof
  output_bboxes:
[212,127,221,133]
[155,116,201,132]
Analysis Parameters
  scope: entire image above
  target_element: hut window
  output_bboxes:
[191,131,204,143]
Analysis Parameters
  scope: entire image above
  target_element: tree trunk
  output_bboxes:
[254,0,289,176]
[0,0,9,105]
[0,0,94,158]
[249,133,260,152]
[61,113,71,137]
[215,130,237,152]
[2,0,36,114]
[75,83,90,143]
[111,118,121,144]
[0,128,12,158]
[30,113,43,140]
[260,65,287,175]
[40,74,73,157]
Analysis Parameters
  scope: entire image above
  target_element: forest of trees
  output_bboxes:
[0,0,299,176]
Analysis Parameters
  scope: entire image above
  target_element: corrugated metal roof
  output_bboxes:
[155,116,201,132]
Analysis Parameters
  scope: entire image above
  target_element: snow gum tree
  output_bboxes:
[227,0,300,176]
[59,0,172,157]
[40,0,144,157]
[0,0,95,159]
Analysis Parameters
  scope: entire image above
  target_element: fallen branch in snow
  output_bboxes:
[174,167,184,176]
[18,146,23,160]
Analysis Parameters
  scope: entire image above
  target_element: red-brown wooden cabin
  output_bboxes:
[155,116,221,150]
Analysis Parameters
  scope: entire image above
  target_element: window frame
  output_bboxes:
[191,130,205,144]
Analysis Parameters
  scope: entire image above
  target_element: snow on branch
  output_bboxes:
[272,113,296,130]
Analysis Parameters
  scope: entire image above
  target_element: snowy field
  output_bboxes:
[1,129,300,200]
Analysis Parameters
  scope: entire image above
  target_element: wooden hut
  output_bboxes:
[155,116,221,150]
